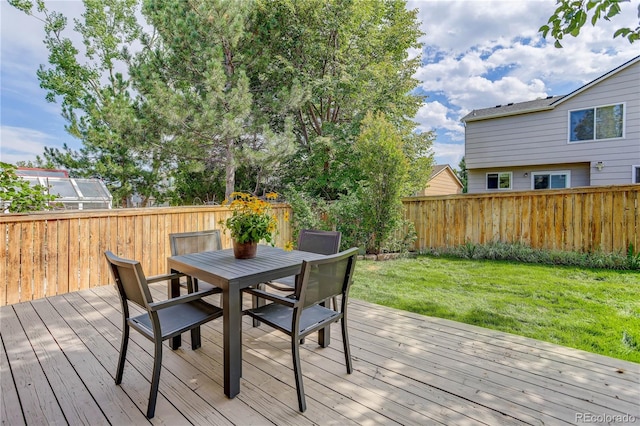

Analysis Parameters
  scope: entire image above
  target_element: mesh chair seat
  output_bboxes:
[130,300,222,340]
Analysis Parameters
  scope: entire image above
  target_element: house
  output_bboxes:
[414,164,463,196]
[461,55,640,193]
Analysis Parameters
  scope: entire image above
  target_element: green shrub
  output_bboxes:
[626,243,640,270]
[422,241,639,270]
[282,186,331,244]
[0,162,59,213]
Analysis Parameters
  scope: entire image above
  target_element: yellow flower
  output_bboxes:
[284,241,294,251]
[220,192,279,245]
[284,211,290,221]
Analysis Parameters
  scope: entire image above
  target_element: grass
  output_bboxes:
[351,255,640,363]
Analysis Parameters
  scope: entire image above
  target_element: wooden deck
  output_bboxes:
[1,283,638,425]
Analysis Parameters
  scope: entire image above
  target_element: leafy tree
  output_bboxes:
[251,0,429,200]
[15,158,58,170]
[9,0,170,208]
[12,0,431,206]
[350,111,410,254]
[167,160,225,206]
[540,0,640,47]
[456,156,468,193]
[135,0,295,201]
[0,162,59,213]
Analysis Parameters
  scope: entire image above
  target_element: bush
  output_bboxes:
[0,162,59,213]
[282,187,331,245]
[421,241,639,270]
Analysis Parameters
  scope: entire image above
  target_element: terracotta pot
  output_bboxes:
[233,240,258,259]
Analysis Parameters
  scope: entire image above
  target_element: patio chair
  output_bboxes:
[105,251,223,419]
[252,229,341,326]
[169,229,223,294]
[243,247,358,412]
[169,229,224,348]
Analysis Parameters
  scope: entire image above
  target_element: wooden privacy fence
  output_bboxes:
[0,205,292,306]
[403,185,639,254]
[3,185,639,306]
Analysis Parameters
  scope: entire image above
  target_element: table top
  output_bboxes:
[167,245,327,290]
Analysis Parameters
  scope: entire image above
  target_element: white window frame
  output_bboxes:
[567,103,625,143]
[486,172,512,190]
[633,165,640,184]
[531,170,571,190]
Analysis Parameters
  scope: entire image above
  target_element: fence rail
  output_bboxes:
[404,185,639,254]
[0,205,292,306]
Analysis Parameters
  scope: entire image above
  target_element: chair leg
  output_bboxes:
[191,327,202,350]
[252,282,266,327]
[115,324,130,385]
[341,317,353,374]
[291,337,306,412]
[186,276,202,349]
[146,339,163,418]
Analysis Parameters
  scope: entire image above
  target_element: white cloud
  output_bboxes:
[0,126,53,164]
[416,101,464,134]
[408,0,639,164]
[432,140,465,168]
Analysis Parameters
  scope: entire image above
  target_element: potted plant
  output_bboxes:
[220,192,279,258]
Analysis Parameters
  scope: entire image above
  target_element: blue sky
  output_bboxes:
[1,0,639,168]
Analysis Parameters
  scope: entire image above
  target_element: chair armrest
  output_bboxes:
[148,287,219,311]
[264,281,296,292]
[243,287,297,307]
[146,272,185,284]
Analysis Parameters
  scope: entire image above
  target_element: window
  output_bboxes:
[532,171,570,190]
[569,104,624,142]
[487,172,511,190]
[633,166,640,184]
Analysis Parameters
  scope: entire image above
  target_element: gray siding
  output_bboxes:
[468,163,590,193]
[465,59,640,193]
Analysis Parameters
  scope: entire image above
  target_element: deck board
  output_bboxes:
[1,284,638,425]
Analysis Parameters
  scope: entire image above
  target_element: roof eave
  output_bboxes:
[462,105,556,123]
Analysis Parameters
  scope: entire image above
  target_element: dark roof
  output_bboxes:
[461,96,563,122]
[429,164,449,179]
[461,54,640,123]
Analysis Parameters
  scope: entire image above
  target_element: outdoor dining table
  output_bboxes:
[167,245,328,398]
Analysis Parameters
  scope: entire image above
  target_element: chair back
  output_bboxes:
[105,251,153,310]
[297,229,341,255]
[297,247,358,309]
[170,229,222,256]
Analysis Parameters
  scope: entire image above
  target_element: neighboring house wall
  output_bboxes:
[467,163,590,193]
[463,56,640,193]
[415,165,462,196]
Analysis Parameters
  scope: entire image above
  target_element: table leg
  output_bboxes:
[169,272,182,350]
[223,287,242,398]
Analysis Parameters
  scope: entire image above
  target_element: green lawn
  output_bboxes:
[351,255,640,363]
